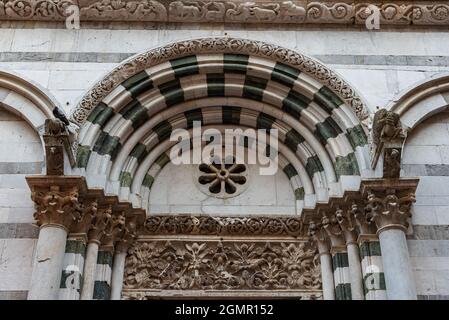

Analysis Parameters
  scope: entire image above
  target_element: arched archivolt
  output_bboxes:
[70,37,371,213]
[0,69,57,131]
[388,73,449,130]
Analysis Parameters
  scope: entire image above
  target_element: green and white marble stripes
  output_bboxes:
[59,238,86,300]
[333,251,352,300]
[359,240,387,300]
[76,53,369,209]
[93,250,113,300]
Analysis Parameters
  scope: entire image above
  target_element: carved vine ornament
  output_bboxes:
[1,1,449,26]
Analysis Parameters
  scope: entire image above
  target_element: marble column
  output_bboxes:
[363,180,419,300]
[336,207,364,300]
[80,206,112,300]
[110,250,127,300]
[27,186,80,300]
[309,222,335,300]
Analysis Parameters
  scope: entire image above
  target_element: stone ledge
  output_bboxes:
[1,1,449,27]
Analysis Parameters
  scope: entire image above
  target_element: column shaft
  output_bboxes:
[110,251,127,300]
[320,253,335,300]
[347,243,364,300]
[28,226,68,300]
[332,251,352,300]
[80,241,99,300]
[59,238,87,300]
[378,229,417,300]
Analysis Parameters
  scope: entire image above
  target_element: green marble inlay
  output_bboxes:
[257,112,276,130]
[314,117,343,144]
[97,251,113,267]
[122,70,153,98]
[283,163,298,180]
[335,283,352,300]
[271,62,300,88]
[159,78,185,107]
[335,153,360,177]
[170,55,199,78]
[207,73,225,97]
[184,108,203,128]
[93,281,110,300]
[222,106,241,125]
[282,90,310,119]
[305,155,324,178]
[332,252,349,271]
[294,187,305,200]
[87,102,114,127]
[153,120,172,141]
[315,86,344,114]
[155,153,170,168]
[223,54,249,74]
[119,171,133,188]
[76,145,91,168]
[142,174,155,189]
[65,239,86,255]
[119,100,149,129]
[285,129,305,152]
[346,124,368,149]
[242,75,268,101]
[129,143,148,164]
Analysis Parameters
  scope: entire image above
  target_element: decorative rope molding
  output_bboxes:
[1,1,449,26]
[70,37,368,125]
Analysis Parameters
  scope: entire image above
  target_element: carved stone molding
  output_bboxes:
[2,1,449,27]
[122,239,322,298]
[143,215,305,237]
[71,37,368,127]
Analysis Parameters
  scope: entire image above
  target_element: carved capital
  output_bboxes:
[308,221,330,255]
[321,214,346,253]
[87,206,113,244]
[350,201,377,242]
[31,186,80,231]
[361,179,419,234]
[116,215,138,253]
[100,210,126,251]
[335,206,358,245]
[70,198,98,239]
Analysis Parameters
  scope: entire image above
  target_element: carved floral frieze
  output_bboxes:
[123,240,321,293]
[1,1,449,26]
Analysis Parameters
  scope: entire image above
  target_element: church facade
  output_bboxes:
[0,0,449,300]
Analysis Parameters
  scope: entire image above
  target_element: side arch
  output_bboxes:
[70,37,371,212]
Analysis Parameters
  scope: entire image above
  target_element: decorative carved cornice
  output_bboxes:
[123,240,321,294]
[71,37,368,126]
[1,1,449,27]
[143,215,305,237]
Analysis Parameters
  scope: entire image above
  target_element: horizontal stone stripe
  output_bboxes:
[0,291,28,300]
[335,152,360,177]
[0,223,38,239]
[332,252,349,271]
[335,283,352,300]
[363,272,386,294]
[402,164,449,177]
[333,266,351,286]
[0,162,43,174]
[418,295,449,300]
[407,225,449,240]
[97,251,113,267]
[93,281,110,300]
[170,55,199,78]
[3,52,449,67]
[359,241,382,260]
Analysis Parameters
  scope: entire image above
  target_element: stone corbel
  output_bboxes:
[43,119,76,174]
[370,108,406,178]
[350,199,378,243]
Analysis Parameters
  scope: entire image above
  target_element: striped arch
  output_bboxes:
[71,38,371,213]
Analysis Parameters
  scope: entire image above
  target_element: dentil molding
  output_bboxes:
[1,1,449,26]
